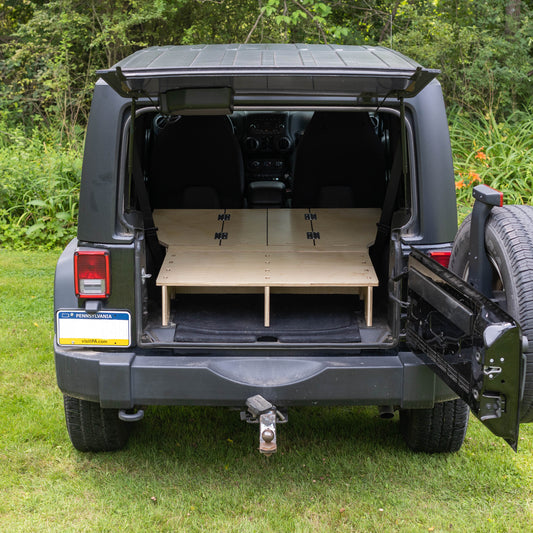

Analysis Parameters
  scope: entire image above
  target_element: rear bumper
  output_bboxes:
[54,344,456,409]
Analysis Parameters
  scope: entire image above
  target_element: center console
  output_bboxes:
[242,113,292,183]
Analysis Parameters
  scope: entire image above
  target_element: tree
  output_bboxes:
[0,0,531,130]
[505,0,521,34]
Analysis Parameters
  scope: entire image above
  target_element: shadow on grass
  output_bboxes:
[60,406,533,531]
[72,403,527,491]
[130,404,404,457]
[73,405,427,494]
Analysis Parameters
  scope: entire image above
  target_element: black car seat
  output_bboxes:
[149,115,244,209]
[292,112,386,208]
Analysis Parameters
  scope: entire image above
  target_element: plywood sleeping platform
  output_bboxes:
[154,208,381,329]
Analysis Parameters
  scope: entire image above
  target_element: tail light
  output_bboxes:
[429,251,451,268]
[74,250,110,298]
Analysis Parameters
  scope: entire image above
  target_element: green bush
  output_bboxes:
[0,123,82,250]
[0,107,531,249]
[449,107,533,220]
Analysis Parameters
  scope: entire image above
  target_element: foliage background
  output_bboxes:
[0,6,532,530]
[0,0,532,247]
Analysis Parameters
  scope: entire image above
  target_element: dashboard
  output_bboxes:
[231,111,312,185]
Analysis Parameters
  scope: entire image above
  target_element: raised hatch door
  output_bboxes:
[406,248,525,450]
[96,44,438,101]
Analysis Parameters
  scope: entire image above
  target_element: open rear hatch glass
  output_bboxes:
[97,44,438,103]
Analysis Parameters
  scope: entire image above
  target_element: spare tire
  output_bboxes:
[449,205,533,422]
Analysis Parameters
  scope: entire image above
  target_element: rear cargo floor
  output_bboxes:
[172,294,362,343]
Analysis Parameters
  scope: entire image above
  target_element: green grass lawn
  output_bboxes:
[1,249,533,532]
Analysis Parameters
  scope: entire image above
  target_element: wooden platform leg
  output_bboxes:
[162,285,170,327]
[364,286,373,327]
[264,286,270,328]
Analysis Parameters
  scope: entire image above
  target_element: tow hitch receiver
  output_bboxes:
[242,395,287,456]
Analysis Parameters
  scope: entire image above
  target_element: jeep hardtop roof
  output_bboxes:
[97,44,438,102]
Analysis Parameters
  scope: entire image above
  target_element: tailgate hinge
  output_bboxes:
[479,393,505,422]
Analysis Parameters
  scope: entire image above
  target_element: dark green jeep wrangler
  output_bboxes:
[54,44,533,454]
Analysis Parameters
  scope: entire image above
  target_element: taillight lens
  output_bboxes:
[429,251,451,268]
[74,251,110,298]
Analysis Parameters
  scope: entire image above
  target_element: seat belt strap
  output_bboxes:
[128,102,165,267]
[372,98,408,254]
[131,148,165,268]
[373,139,403,252]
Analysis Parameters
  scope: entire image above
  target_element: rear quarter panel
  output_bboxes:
[407,80,458,245]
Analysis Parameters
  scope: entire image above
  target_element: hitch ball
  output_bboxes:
[262,428,275,443]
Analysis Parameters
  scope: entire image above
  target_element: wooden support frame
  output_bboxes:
[155,209,380,330]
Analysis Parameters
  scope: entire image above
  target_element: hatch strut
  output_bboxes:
[399,97,409,184]
[128,97,136,185]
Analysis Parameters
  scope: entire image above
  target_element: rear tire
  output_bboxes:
[400,399,469,453]
[64,395,131,452]
[450,205,533,422]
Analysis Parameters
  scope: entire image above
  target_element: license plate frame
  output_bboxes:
[56,310,131,347]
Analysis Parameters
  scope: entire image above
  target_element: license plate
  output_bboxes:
[57,310,131,347]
